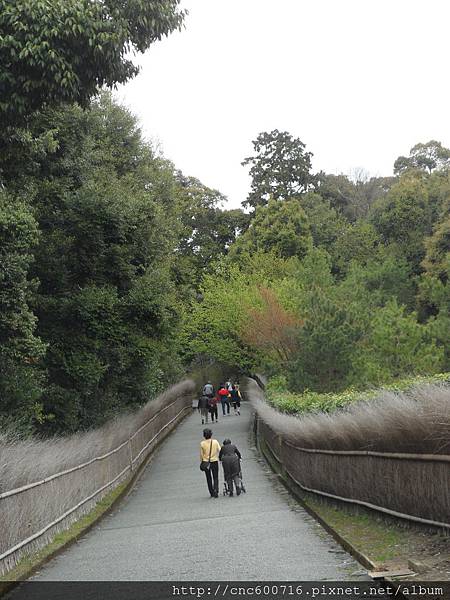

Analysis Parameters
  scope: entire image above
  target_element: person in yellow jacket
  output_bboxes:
[200,428,221,498]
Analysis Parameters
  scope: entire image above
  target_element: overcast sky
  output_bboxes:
[116,0,450,208]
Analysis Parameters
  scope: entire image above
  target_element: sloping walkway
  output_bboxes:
[30,402,361,580]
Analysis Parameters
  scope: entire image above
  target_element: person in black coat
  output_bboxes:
[219,439,242,496]
[198,395,209,424]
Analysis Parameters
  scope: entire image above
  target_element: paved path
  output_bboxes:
[30,402,362,581]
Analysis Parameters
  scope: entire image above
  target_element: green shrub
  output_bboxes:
[266,372,450,415]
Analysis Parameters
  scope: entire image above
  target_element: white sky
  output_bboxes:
[116,0,450,208]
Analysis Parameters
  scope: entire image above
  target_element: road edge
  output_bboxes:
[0,407,192,597]
[255,419,377,573]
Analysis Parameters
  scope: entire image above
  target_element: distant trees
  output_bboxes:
[184,133,450,395]
[370,174,439,273]
[175,175,248,289]
[394,141,450,175]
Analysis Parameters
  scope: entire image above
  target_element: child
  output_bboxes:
[208,392,219,423]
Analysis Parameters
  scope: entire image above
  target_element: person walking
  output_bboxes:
[218,383,231,416]
[198,395,209,425]
[200,429,221,498]
[230,385,242,415]
[219,439,242,497]
[208,392,219,423]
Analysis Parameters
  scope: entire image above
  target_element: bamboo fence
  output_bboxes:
[0,380,195,577]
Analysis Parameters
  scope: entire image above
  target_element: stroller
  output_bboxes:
[223,460,246,496]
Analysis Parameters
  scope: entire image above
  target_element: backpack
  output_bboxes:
[203,383,213,395]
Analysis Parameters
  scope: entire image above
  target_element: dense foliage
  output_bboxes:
[0,0,185,122]
[0,3,245,434]
[1,2,449,433]
[185,132,450,398]
[0,94,247,433]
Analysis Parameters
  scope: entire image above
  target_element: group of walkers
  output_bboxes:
[198,379,245,498]
[198,380,242,424]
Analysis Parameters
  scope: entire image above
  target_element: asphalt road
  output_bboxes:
[28,401,363,581]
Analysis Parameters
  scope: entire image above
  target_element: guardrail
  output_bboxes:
[0,381,195,576]
[249,380,450,532]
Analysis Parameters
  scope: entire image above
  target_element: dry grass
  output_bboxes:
[248,379,450,454]
[0,379,194,573]
[249,378,450,527]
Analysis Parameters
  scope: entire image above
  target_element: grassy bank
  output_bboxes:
[302,495,450,579]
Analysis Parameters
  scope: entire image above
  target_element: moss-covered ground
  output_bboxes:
[302,494,450,580]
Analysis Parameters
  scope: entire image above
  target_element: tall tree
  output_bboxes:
[0,0,185,123]
[242,130,316,208]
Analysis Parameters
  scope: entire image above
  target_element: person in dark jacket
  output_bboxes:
[230,385,242,415]
[198,395,209,424]
[219,439,242,496]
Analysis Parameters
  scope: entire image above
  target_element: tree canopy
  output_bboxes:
[242,130,316,208]
[230,199,312,260]
[1,0,449,435]
[394,141,450,175]
[0,0,185,123]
